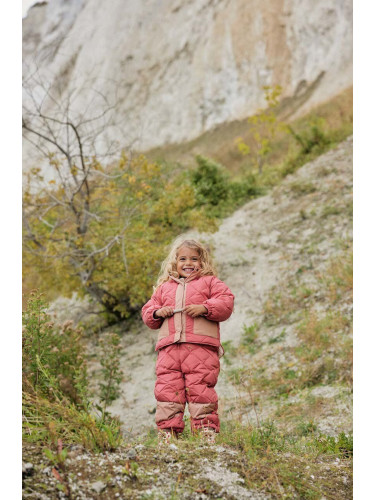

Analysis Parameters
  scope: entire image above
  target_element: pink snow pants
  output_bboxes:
[154,342,220,434]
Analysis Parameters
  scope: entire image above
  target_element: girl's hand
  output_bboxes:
[184,304,208,318]
[154,306,174,318]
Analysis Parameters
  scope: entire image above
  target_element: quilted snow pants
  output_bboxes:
[154,343,220,433]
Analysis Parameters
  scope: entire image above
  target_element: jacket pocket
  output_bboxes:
[193,317,218,338]
[157,318,170,341]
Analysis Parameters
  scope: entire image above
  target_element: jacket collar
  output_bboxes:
[169,271,200,284]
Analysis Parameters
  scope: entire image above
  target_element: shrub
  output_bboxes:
[190,155,230,206]
[23,155,214,320]
[22,291,123,450]
[97,332,124,414]
[236,85,284,174]
[229,173,263,203]
[22,291,88,406]
[287,117,331,157]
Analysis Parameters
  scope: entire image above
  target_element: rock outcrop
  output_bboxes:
[23,0,352,155]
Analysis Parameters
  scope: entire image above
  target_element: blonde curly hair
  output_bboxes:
[155,237,216,288]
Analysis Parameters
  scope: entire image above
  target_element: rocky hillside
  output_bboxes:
[23,137,352,499]
[23,0,352,155]
[103,136,352,438]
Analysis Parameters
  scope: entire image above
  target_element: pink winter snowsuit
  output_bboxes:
[142,273,234,433]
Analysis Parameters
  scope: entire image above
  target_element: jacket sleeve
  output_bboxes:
[141,286,164,329]
[203,276,234,322]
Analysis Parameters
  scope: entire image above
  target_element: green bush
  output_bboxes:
[22,291,123,450]
[229,173,263,203]
[190,156,263,219]
[22,291,88,406]
[23,155,214,320]
[190,155,230,206]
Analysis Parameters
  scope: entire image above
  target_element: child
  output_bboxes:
[142,238,234,444]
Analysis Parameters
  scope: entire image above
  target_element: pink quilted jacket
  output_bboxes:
[142,274,234,357]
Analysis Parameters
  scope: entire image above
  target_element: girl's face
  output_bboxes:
[176,246,201,278]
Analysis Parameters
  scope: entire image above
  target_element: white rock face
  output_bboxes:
[23,0,352,154]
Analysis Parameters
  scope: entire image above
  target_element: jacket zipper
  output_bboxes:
[181,279,186,339]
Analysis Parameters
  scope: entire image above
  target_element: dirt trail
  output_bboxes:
[110,137,353,436]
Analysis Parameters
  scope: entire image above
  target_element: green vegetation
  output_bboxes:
[22,85,352,498]
[22,291,123,451]
[97,332,124,414]
[217,421,352,499]
[148,86,352,175]
[23,154,213,319]
[254,245,352,397]
[190,155,263,217]
[23,86,352,323]
[139,422,352,499]
[222,242,352,443]
[238,322,261,354]
[236,85,284,174]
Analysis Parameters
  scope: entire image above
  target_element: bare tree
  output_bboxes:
[22,74,147,319]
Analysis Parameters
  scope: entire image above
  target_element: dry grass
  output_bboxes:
[263,280,315,327]
[22,390,123,451]
[217,421,352,499]
[225,240,353,433]
[145,87,353,175]
[319,250,353,304]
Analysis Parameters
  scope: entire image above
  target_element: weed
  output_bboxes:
[217,421,352,498]
[296,420,317,436]
[318,250,353,303]
[290,180,317,196]
[22,291,123,451]
[296,263,313,275]
[321,204,341,218]
[268,328,287,344]
[240,322,260,353]
[297,310,350,349]
[123,460,139,480]
[263,285,305,326]
[97,332,124,416]
[43,438,68,469]
[22,291,88,405]
[221,340,236,364]
[313,432,353,458]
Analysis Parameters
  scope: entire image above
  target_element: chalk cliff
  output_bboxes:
[23,0,352,153]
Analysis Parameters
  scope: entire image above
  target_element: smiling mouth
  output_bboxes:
[183,267,195,273]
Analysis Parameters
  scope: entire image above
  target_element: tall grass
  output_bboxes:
[22,291,123,451]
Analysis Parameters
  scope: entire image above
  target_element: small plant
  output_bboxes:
[287,116,330,156]
[97,332,124,415]
[123,460,139,480]
[43,438,68,469]
[221,340,236,364]
[240,322,259,353]
[236,85,284,174]
[321,204,341,218]
[290,180,317,196]
[313,432,353,458]
[268,328,286,344]
[296,420,317,436]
